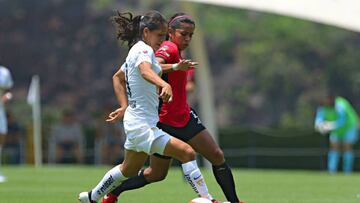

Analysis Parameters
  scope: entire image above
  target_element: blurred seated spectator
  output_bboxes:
[3,111,25,164]
[94,106,125,165]
[48,109,85,164]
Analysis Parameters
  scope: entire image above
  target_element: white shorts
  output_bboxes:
[124,124,171,155]
[0,110,7,135]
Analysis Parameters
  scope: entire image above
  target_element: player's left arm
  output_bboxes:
[335,104,347,128]
[157,57,198,73]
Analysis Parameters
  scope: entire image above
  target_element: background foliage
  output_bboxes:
[1,0,359,129]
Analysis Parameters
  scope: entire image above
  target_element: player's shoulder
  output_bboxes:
[130,41,154,56]
[0,66,8,71]
[158,41,178,53]
[0,66,10,75]
[156,41,178,54]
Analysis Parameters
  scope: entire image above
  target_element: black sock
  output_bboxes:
[212,162,239,202]
[111,169,150,196]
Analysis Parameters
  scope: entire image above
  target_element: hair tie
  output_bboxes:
[140,15,144,20]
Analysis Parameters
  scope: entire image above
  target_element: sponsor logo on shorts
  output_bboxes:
[190,110,202,124]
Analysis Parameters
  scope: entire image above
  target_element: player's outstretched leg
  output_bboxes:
[164,137,215,201]
[79,165,127,203]
[102,154,172,203]
[188,130,243,203]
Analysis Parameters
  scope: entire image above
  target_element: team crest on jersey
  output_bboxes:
[159,45,169,51]
[159,45,170,57]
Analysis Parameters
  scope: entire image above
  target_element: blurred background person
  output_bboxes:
[48,109,85,164]
[3,111,25,164]
[315,94,359,174]
[0,64,13,182]
[94,105,125,165]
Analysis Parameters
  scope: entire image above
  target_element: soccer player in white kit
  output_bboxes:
[0,65,13,183]
[78,10,215,203]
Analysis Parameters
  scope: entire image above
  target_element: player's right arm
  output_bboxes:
[138,61,172,102]
[106,67,128,123]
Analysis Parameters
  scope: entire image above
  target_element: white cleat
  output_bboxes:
[0,175,7,183]
[78,192,95,203]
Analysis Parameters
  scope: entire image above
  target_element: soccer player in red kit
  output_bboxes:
[103,13,244,203]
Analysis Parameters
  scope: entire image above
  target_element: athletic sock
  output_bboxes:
[111,169,149,196]
[90,165,127,201]
[182,160,213,200]
[343,150,354,173]
[212,162,239,202]
[328,150,339,173]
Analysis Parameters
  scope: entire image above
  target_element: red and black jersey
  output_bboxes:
[156,41,191,127]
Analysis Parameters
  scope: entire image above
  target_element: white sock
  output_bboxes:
[182,160,213,200]
[90,165,127,201]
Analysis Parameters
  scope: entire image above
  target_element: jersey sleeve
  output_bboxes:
[335,102,346,128]
[120,62,126,72]
[315,107,325,126]
[156,44,177,63]
[135,46,154,68]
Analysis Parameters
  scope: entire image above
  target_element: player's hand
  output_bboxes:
[159,83,173,103]
[315,123,328,135]
[315,121,336,135]
[322,121,336,131]
[106,107,126,123]
[2,92,12,103]
[175,59,198,71]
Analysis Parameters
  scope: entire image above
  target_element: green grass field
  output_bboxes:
[0,165,359,203]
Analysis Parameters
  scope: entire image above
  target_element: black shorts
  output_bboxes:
[154,108,206,159]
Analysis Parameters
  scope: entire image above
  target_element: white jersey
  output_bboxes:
[0,66,13,134]
[121,41,162,130]
[0,66,13,106]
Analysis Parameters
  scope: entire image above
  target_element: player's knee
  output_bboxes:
[120,167,138,177]
[144,168,167,182]
[343,143,353,151]
[149,171,168,182]
[181,146,196,162]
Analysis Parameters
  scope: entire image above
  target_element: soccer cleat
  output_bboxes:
[211,200,222,203]
[78,191,96,203]
[101,193,118,203]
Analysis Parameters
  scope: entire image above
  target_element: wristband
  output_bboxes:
[171,63,179,71]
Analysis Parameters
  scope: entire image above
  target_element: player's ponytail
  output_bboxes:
[111,10,166,48]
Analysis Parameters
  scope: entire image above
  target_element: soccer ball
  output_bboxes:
[189,197,213,203]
